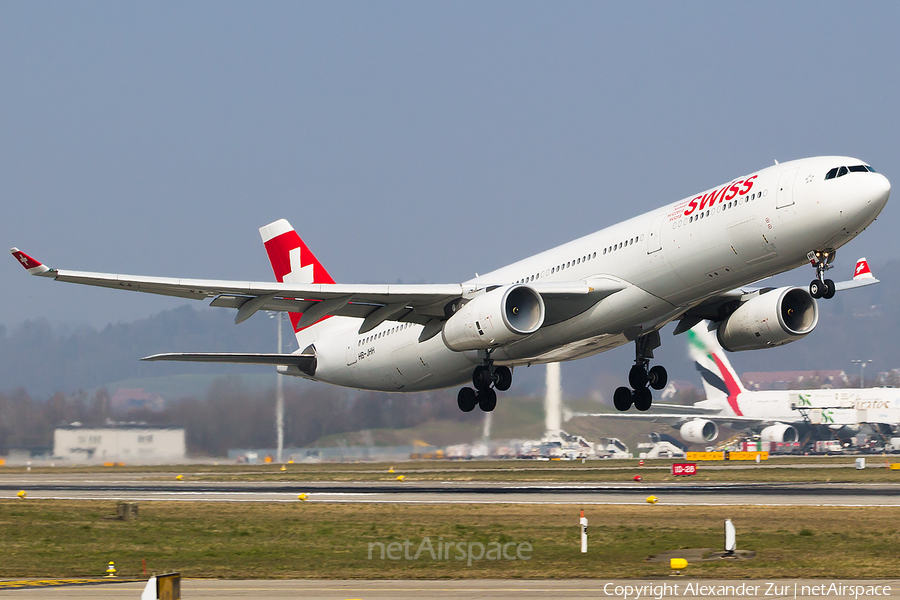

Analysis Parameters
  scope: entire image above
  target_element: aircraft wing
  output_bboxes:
[573,411,778,429]
[10,248,624,336]
[672,257,879,334]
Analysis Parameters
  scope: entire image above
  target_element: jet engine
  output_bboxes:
[679,419,719,443]
[760,423,799,444]
[442,284,545,352]
[717,287,818,352]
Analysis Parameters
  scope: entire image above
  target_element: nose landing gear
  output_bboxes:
[807,249,836,299]
[458,352,512,412]
[614,332,667,412]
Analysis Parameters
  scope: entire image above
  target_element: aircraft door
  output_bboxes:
[647,214,664,254]
[776,167,799,209]
[346,342,358,366]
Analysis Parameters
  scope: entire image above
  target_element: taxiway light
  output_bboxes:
[633,475,642,482]
[16,490,26,499]
[670,558,687,574]
[638,460,644,466]
[280,465,286,471]
[298,493,308,501]
[388,466,395,473]
[105,561,117,578]
[176,475,183,481]
[396,475,406,482]
[646,495,659,504]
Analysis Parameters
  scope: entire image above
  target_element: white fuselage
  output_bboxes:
[695,388,900,426]
[295,156,890,392]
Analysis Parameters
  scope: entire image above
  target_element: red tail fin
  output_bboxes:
[259,219,335,332]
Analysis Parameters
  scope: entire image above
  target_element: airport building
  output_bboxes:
[53,425,186,464]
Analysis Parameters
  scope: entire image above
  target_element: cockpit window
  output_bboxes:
[826,164,877,180]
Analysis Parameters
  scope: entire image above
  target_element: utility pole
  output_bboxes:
[851,359,873,387]
[270,312,285,463]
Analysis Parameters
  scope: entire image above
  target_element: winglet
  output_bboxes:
[852,257,875,281]
[9,248,51,275]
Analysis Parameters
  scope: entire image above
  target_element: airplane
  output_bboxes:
[10,156,891,414]
[576,283,900,447]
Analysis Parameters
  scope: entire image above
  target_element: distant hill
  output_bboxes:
[0,305,285,398]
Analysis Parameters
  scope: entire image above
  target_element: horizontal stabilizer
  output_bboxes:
[141,352,315,369]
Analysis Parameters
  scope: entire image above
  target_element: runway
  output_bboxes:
[4,579,900,599]
[2,473,899,506]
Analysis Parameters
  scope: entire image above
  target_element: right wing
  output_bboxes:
[672,256,879,334]
[573,410,775,429]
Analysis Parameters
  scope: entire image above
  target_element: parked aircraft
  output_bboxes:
[11,157,890,414]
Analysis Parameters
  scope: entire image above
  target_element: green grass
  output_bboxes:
[0,500,898,579]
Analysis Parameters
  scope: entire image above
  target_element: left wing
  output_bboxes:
[10,248,624,337]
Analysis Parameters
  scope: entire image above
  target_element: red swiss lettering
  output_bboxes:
[724,179,743,201]
[739,175,758,195]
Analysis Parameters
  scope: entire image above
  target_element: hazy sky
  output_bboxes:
[4,2,900,334]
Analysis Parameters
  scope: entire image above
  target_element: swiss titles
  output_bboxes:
[683,175,757,217]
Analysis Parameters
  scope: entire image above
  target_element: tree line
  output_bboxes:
[0,377,475,457]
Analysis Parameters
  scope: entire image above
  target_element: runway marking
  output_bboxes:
[15,495,900,507]
[0,579,142,589]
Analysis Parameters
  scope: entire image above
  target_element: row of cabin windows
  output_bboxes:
[602,235,643,255]
[675,189,768,227]
[825,164,876,180]
[358,322,413,346]
[514,251,599,284]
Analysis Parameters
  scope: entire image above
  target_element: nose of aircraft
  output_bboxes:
[873,172,891,209]
[852,171,891,228]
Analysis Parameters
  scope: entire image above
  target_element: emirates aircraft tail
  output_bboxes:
[687,322,746,403]
[259,219,336,335]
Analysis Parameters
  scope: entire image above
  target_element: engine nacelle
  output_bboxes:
[760,423,799,444]
[679,419,719,443]
[717,286,818,352]
[442,284,545,352]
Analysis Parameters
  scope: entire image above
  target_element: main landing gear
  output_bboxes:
[807,249,836,299]
[457,352,511,413]
[613,332,667,412]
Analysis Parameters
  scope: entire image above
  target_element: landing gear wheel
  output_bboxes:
[633,387,652,411]
[628,364,649,389]
[494,366,512,391]
[472,366,492,391]
[613,387,633,411]
[648,365,668,390]
[457,387,478,412]
[809,279,823,299]
[477,388,497,412]
[823,278,836,299]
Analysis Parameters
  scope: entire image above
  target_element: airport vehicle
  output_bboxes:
[579,302,900,446]
[11,157,890,414]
